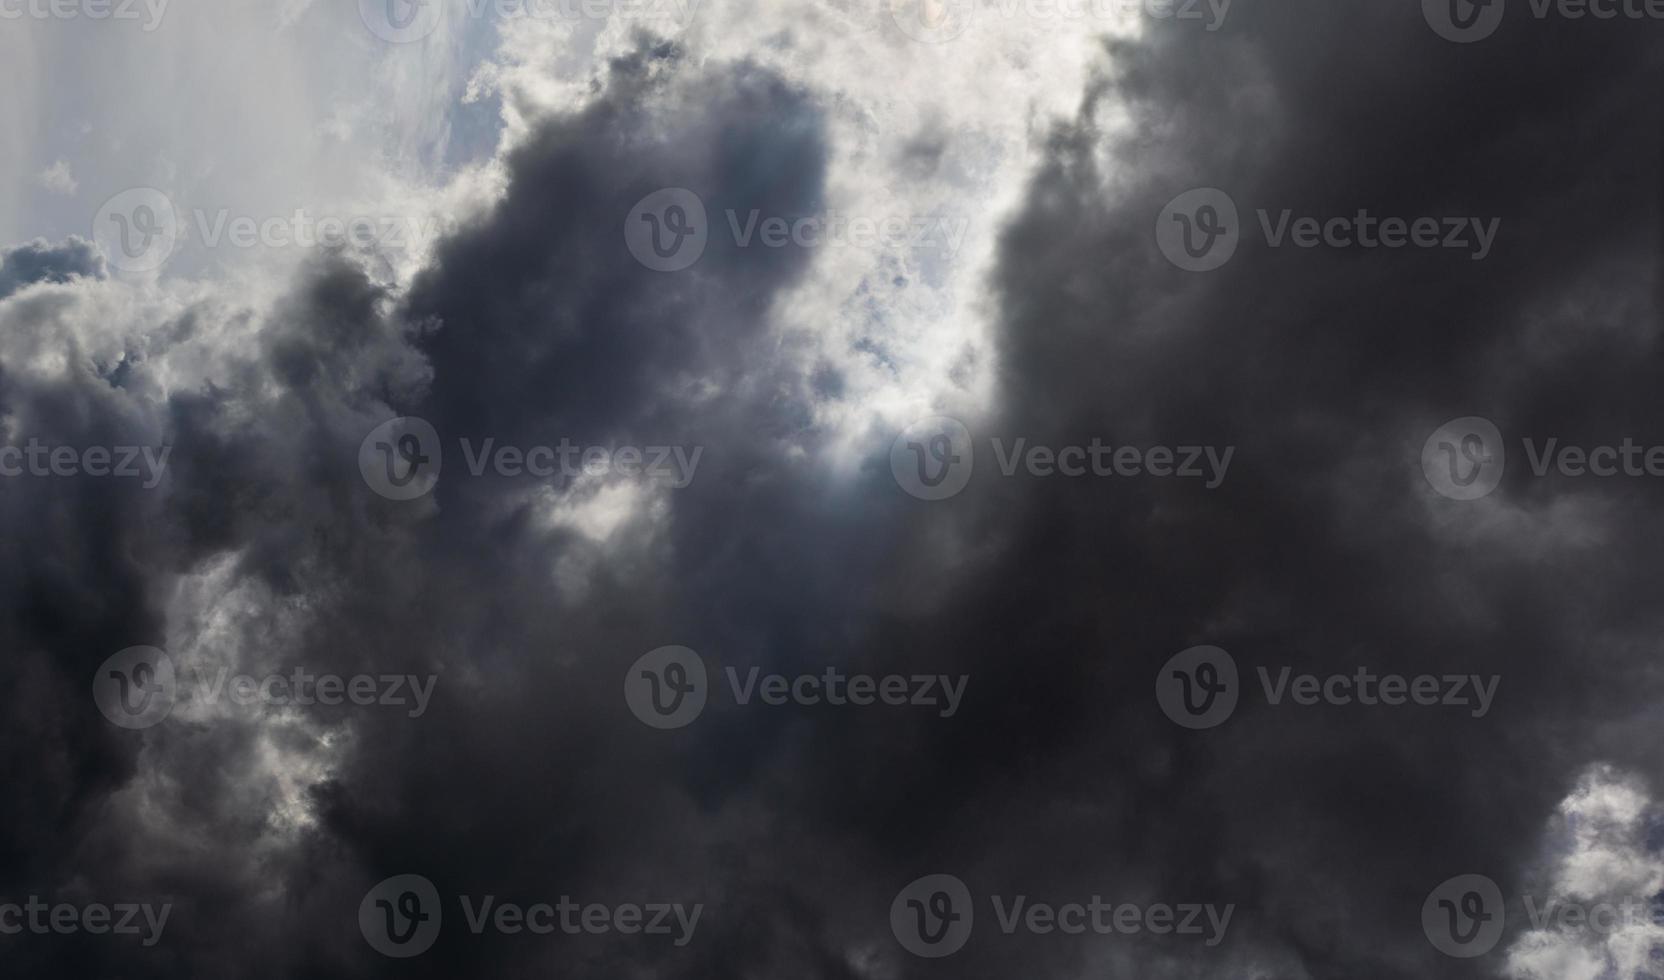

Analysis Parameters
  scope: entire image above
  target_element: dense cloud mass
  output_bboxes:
[2,1,1663,978]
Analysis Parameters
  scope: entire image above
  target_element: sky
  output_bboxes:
[2,0,1664,977]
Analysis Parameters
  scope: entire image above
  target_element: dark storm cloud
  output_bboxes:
[303,10,1663,980]
[0,236,102,299]
[2,36,848,980]
[5,5,1662,980]
[963,4,1664,978]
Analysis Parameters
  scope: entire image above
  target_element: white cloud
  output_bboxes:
[36,160,77,196]
[1505,765,1664,980]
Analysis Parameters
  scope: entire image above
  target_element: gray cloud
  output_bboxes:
[2,6,1662,979]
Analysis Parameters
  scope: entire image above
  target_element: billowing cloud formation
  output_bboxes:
[0,236,101,299]
[1,3,1663,979]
